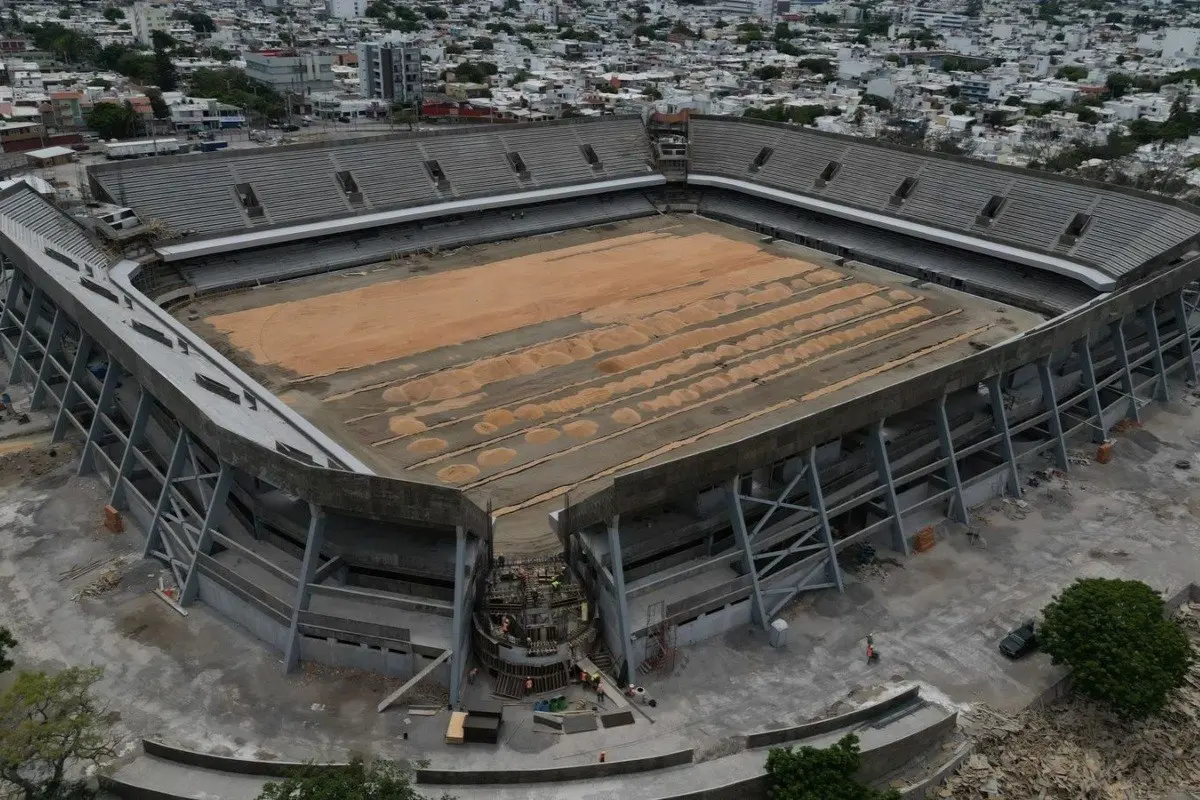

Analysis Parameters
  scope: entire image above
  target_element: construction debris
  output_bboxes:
[940,604,1200,799]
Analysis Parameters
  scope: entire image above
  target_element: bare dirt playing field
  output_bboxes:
[184,216,1042,553]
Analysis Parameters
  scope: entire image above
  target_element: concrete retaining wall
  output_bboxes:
[745,686,922,749]
[98,775,189,800]
[196,573,290,653]
[415,748,695,785]
[140,739,359,778]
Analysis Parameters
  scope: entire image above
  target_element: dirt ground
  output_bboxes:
[180,216,1043,554]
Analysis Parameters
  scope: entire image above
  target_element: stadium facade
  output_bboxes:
[1,115,1198,704]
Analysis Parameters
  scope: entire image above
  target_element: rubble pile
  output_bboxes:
[940,605,1200,799]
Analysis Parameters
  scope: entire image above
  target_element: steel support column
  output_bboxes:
[109,389,150,510]
[7,286,42,385]
[77,363,119,476]
[142,429,188,563]
[934,397,969,524]
[179,464,233,607]
[1076,336,1106,444]
[985,374,1021,498]
[449,524,468,707]
[1037,359,1068,471]
[606,515,635,683]
[867,421,909,555]
[52,332,92,442]
[1142,304,1169,402]
[1110,318,1140,423]
[804,446,843,593]
[283,504,326,673]
[29,309,64,411]
[1171,289,1198,384]
[726,477,769,629]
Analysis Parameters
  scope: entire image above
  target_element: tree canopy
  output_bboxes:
[1039,578,1193,720]
[0,628,15,675]
[0,666,116,800]
[256,758,437,800]
[88,101,140,139]
[765,734,900,800]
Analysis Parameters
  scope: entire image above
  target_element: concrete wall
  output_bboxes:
[196,573,291,653]
[416,748,694,785]
[745,686,922,749]
[297,636,421,679]
[675,597,752,648]
[140,739,360,777]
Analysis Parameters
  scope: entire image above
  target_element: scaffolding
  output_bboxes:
[637,600,677,676]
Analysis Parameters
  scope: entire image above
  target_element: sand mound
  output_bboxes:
[388,416,427,436]
[474,422,498,436]
[483,409,516,428]
[437,464,480,484]
[407,438,447,454]
[611,408,641,425]
[515,404,544,421]
[478,447,518,467]
[563,420,599,439]
[526,428,561,444]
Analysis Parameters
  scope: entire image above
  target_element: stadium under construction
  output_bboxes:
[1,114,1199,711]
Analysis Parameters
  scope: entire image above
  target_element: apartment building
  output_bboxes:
[358,41,423,106]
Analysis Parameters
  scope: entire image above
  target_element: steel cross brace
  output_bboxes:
[7,285,43,386]
[934,397,969,524]
[108,389,151,509]
[984,374,1021,498]
[29,309,65,411]
[1036,359,1069,471]
[142,429,188,579]
[727,476,770,629]
[52,332,93,443]
[283,504,327,673]
[1170,289,1199,385]
[77,363,120,476]
[1109,318,1141,424]
[867,421,909,555]
[1141,304,1170,403]
[1076,336,1107,444]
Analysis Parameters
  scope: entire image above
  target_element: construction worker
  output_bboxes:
[468,667,479,685]
[595,681,606,705]
[551,578,561,592]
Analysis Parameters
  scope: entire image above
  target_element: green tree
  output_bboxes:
[149,29,174,50]
[765,734,900,800]
[420,4,447,19]
[1056,64,1088,81]
[146,87,170,120]
[257,758,438,800]
[472,36,493,50]
[861,93,893,111]
[755,65,783,80]
[102,7,123,22]
[797,57,832,75]
[1105,11,1124,22]
[153,47,177,91]
[390,104,417,130]
[87,101,139,139]
[1106,71,1133,97]
[187,11,216,33]
[1039,578,1193,720]
[950,101,968,115]
[0,667,116,800]
[0,628,14,674]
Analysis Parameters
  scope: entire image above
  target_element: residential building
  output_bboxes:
[49,92,86,130]
[130,3,171,46]
[0,121,44,153]
[243,51,336,94]
[358,41,423,107]
[168,96,246,130]
[0,39,27,56]
[326,0,367,20]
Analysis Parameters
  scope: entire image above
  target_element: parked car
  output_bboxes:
[999,620,1038,659]
[70,143,90,152]
[280,123,300,132]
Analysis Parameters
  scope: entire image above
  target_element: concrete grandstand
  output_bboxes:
[2,114,1200,724]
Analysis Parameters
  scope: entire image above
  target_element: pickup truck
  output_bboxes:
[999,620,1038,659]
